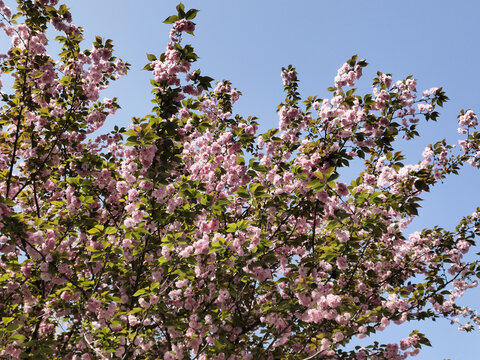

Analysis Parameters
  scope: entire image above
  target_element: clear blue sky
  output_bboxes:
[5,0,480,358]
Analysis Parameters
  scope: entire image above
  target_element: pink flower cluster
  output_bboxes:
[0,3,479,360]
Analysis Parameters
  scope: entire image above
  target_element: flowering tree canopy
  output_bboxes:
[1,1,480,359]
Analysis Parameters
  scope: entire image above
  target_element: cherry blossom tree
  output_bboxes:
[0,1,479,359]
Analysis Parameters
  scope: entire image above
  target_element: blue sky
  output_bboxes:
[4,0,480,358]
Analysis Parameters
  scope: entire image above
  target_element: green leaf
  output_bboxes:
[90,253,104,262]
[324,167,336,180]
[105,227,117,235]
[87,228,100,234]
[146,53,157,62]
[67,177,81,185]
[133,289,147,297]
[2,317,14,325]
[163,15,179,24]
[185,9,199,20]
[209,241,223,254]
[6,323,21,332]
[236,156,245,165]
[250,161,266,172]
[79,280,95,288]
[249,183,262,193]
[404,203,419,216]
[226,223,237,233]
[129,307,143,315]
[176,3,185,17]
[216,198,231,206]
[9,334,26,341]
[414,180,429,192]
[307,179,324,190]
[235,187,250,199]
[314,171,324,180]
[150,282,160,290]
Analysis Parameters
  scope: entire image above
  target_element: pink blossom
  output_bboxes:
[456,240,470,254]
[139,298,150,309]
[139,180,153,190]
[179,245,193,258]
[333,332,344,342]
[336,257,348,270]
[128,315,138,326]
[87,297,101,312]
[334,228,350,243]
[124,217,136,228]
